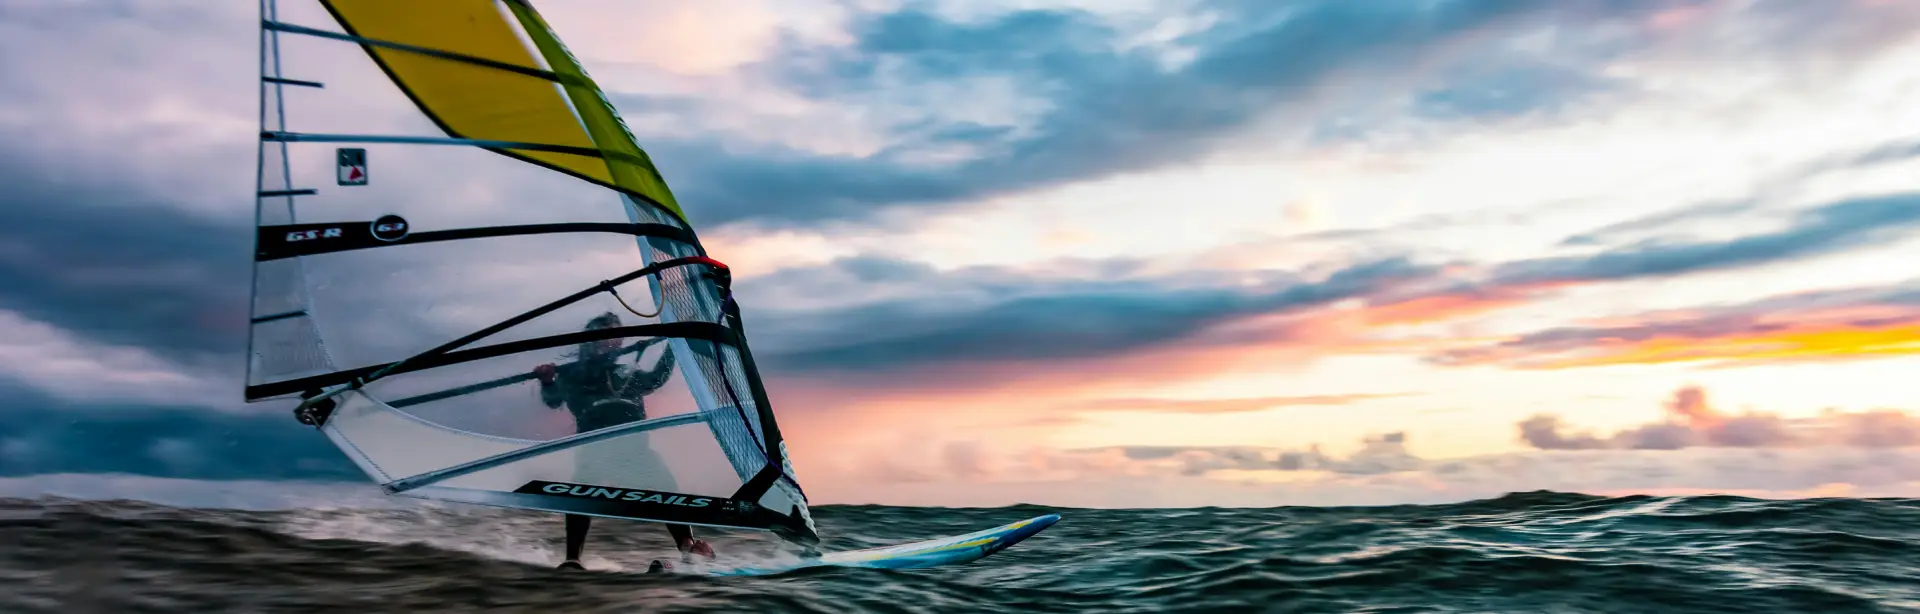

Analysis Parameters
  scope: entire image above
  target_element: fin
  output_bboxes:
[556,560,585,571]
[647,560,667,574]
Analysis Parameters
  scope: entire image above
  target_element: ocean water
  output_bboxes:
[3,488,1918,613]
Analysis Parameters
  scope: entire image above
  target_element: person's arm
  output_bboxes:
[631,347,678,396]
[534,363,564,408]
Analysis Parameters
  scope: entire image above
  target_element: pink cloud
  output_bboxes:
[1520,385,1920,451]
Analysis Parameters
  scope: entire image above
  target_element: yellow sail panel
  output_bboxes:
[504,0,684,220]
[320,0,682,219]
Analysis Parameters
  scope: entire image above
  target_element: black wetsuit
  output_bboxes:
[537,347,690,564]
[538,349,675,430]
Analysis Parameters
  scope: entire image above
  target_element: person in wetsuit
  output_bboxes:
[532,312,714,570]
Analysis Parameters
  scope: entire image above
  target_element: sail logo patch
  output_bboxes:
[370,214,409,242]
[518,480,713,507]
[337,148,368,186]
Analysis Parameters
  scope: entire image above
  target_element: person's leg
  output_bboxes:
[562,514,592,567]
[668,524,714,559]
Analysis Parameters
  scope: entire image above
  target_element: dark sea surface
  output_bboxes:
[3,489,1918,613]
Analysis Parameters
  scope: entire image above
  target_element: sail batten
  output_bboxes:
[262,19,568,84]
[246,0,817,543]
[246,321,737,400]
[262,131,606,158]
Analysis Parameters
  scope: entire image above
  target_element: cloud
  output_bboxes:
[839,429,1428,488]
[1781,137,1920,182]
[0,310,230,407]
[1516,415,1610,451]
[640,0,1705,227]
[1435,279,1920,369]
[741,191,1920,379]
[1270,431,1425,476]
[1408,60,1627,122]
[1518,385,1920,451]
[2,0,1910,373]
[621,0,1920,229]
[7,0,1917,245]
[751,255,1437,372]
[0,166,251,363]
[1557,200,1763,248]
[1701,0,1920,64]
[6,138,1906,418]
[1491,192,1920,287]
[20,445,1920,510]
[0,0,256,207]
[727,188,1920,383]
[1060,393,1404,416]
[809,418,1920,508]
[0,377,357,481]
[1839,137,1920,169]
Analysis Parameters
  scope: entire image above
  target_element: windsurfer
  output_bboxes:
[532,311,715,570]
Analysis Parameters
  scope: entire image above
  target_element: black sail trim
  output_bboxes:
[255,221,694,261]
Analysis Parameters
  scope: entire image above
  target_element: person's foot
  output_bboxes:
[556,560,586,571]
[676,537,716,558]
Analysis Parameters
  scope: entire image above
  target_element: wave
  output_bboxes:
[2,489,1917,613]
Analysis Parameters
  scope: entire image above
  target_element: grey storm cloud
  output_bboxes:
[1494,192,1920,286]
[0,377,357,481]
[750,255,1435,371]
[639,0,1700,227]
[1518,386,1920,451]
[0,165,252,363]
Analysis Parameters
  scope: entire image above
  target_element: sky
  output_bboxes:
[4,0,1920,510]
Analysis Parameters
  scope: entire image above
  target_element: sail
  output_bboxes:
[315,0,683,221]
[246,0,815,543]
